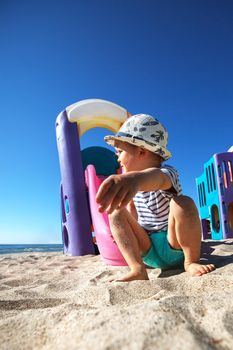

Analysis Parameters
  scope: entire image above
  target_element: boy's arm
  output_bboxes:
[127,200,138,220]
[96,167,172,214]
[130,167,172,192]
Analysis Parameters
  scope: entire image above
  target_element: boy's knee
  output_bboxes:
[170,195,198,219]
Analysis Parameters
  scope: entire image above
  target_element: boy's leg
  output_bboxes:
[167,195,215,276]
[109,207,151,281]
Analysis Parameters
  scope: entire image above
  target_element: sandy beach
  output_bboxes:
[1,239,233,350]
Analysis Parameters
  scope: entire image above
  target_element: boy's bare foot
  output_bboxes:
[185,262,215,276]
[110,268,149,282]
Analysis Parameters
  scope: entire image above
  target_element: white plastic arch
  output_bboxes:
[66,99,131,136]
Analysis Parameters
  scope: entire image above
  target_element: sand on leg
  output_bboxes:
[167,195,215,276]
[109,207,151,281]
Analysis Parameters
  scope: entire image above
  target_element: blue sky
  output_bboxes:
[0,0,233,244]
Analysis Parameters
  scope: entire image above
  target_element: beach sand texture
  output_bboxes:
[1,239,233,350]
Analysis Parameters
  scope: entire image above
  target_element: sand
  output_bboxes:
[1,240,233,350]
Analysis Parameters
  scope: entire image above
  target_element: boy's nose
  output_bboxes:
[117,158,122,167]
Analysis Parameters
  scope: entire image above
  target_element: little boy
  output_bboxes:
[96,114,215,281]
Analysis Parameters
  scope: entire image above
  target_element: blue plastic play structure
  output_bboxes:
[196,151,233,240]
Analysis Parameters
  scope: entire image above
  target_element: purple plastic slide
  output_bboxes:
[56,99,130,263]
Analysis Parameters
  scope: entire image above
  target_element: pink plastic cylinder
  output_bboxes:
[85,165,127,266]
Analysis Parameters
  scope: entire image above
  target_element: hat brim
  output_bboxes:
[104,135,172,160]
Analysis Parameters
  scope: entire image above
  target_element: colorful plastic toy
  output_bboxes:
[196,150,233,240]
[55,99,131,265]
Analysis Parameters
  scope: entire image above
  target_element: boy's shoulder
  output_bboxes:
[160,163,179,173]
[160,164,182,195]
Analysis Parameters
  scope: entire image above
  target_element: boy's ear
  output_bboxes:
[139,147,146,156]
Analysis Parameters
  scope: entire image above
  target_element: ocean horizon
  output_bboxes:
[0,244,63,255]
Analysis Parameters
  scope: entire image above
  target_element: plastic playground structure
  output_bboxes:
[56,98,233,267]
[196,148,233,240]
[55,99,131,265]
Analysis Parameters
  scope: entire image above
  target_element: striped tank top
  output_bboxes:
[133,165,182,232]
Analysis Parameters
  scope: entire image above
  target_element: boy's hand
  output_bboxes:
[96,174,139,214]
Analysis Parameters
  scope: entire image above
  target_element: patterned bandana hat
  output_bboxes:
[104,114,172,160]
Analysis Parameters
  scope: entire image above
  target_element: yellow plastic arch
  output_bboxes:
[66,99,130,137]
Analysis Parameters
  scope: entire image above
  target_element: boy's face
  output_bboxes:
[115,141,140,173]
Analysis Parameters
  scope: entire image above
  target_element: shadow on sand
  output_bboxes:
[201,239,233,267]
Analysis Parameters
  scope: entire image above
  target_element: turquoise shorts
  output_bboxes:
[142,231,184,269]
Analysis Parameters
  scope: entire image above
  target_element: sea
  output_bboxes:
[0,244,63,255]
